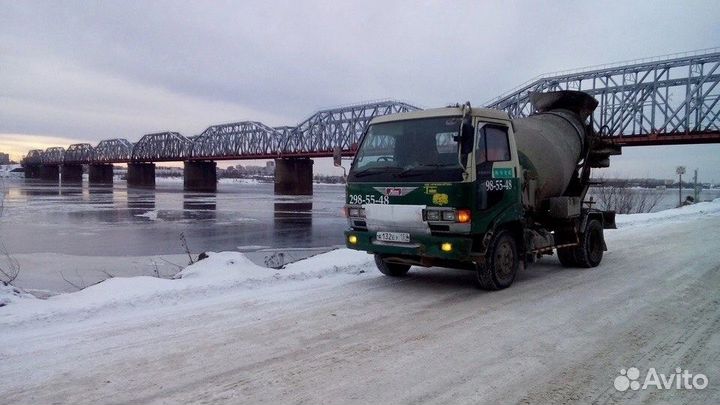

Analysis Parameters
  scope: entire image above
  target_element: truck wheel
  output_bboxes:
[557,247,578,267]
[374,255,411,277]
[476,230,519,290]
[574,219,604,268]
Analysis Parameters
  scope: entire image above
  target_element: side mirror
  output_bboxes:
[460,118,474,156]
[333,146,342,167]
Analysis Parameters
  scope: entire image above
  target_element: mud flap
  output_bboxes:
[602,211,616,229]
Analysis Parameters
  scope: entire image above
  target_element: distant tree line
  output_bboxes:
[591,177,714,189]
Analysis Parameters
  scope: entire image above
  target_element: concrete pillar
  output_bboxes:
[61,164,83,183]
[183,161,217,192]
[274,158,313,195]
[39,164,60,181]
[89,164,114,184]
[23,165,41,179]
[127,163,155,188]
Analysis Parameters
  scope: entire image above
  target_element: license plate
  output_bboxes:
[376,231,410,243]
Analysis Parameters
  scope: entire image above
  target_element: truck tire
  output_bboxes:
[574,219,604,268]
[557,247,578,267]
[476,230,519,290]
[374,255,411,277]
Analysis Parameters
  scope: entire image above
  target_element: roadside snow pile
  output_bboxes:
[177,249,371,283]
[0,283,35,307]
[176,251,273,281]
[0,249,373,322]
[616,198,720,228]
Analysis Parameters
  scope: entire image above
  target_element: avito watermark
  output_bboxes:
[614,367,708,392]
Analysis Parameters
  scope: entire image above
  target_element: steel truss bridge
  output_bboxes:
[22,49,720,166]
[23,101,419,165]
[485,48,720,146]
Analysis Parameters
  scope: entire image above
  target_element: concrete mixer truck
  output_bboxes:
[340,91,620,290]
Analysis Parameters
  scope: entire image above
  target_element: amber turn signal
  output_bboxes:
[457,209,471,223]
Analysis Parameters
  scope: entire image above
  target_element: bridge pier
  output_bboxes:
[274,158,313,195]
[39,164,60,181]
[23,165,41,179]
[127,163,155,188]
[61,164,83,183]
[184,161,217,192]
[89,164,114,184]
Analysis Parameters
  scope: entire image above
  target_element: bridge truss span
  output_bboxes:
[132,132,193,162]
[64,143,94,164]
[486,49,720,146]
[24,149,44,165]
[190,121,284,160]
[282,100,420,156]
[94,139,134,163]
[41,147,66,164]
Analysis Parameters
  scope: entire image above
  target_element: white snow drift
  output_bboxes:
[0,248,373,324]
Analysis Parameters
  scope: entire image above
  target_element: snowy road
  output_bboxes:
[2,203,720,404]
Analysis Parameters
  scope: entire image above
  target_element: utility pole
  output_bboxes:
[676,166,685,207]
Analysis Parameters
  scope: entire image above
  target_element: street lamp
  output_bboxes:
[676,166,686,206]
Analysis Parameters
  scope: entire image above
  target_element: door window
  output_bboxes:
[477,126,511,164]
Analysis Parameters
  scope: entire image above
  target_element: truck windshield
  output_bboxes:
[349,117,466,182]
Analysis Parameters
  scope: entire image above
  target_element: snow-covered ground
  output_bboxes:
[2,200,720,404]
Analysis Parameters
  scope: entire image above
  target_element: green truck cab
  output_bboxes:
[342,91,618,290]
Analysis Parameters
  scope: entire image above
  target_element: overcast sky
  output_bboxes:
[1,1,719,181]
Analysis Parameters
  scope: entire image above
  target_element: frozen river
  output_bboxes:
[0,178,348,293]
[1,178,347,256]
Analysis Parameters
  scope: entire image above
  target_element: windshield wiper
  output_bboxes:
[416,163,458,168]
[397,163,458,177]
[352,166,402,177]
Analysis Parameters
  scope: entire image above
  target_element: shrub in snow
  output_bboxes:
[0,283,34,307]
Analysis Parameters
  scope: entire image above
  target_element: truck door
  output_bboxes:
[475,124,515,211]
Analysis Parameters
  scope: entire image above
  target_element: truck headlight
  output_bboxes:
[347,207,366,218]
[424,208,470,223]
[441,211,456,221]
[425,210,441,221]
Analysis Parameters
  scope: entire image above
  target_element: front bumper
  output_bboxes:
[344,230,474,262]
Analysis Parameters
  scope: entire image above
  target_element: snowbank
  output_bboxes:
[0,283,35,307]
[616,198,720,228]
[0,249,373,323]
